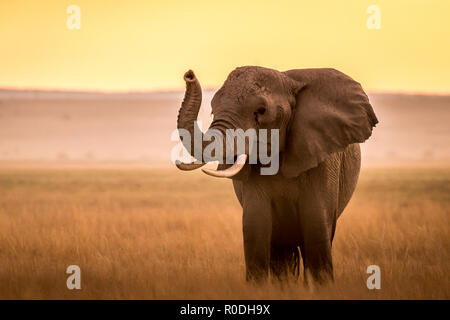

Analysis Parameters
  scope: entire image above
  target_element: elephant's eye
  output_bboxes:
[254,106,266,125]
[256,106,266,115]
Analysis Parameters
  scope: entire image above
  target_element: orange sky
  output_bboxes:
[0,0,449,93]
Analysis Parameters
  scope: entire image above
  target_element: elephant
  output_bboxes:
[175,66,378,283]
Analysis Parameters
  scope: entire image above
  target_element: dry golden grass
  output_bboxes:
[0,167,448,299]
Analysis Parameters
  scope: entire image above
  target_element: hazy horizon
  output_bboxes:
[1,87,450,97]
[1,90,449,167]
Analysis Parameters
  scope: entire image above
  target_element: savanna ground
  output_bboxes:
[0,167,448,299]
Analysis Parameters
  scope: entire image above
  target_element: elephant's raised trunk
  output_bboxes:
[176,70,246,178]
[177,70,206,160]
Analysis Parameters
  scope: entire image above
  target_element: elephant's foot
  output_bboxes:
[245,266,269,283]
[269,245,301,281]
[243,236,271,282]
[304,268,334,286]
[300,241,334,285]
[243,235,271,282]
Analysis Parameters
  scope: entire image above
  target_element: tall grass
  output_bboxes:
[0,167,448,299]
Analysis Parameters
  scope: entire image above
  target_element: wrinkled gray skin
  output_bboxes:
[177,66,378,283]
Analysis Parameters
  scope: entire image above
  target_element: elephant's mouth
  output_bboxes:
[176,154,247,178]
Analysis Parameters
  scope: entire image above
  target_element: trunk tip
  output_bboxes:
[184,70,196,83]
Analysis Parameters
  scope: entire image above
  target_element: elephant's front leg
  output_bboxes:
[242,193,272,282]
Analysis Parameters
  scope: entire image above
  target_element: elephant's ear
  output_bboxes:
[280,68,378,177]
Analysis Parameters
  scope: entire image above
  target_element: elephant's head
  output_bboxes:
[176,66,377,178]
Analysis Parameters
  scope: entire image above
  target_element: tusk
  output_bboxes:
[201,154,247,178]
[175,160,206,171]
